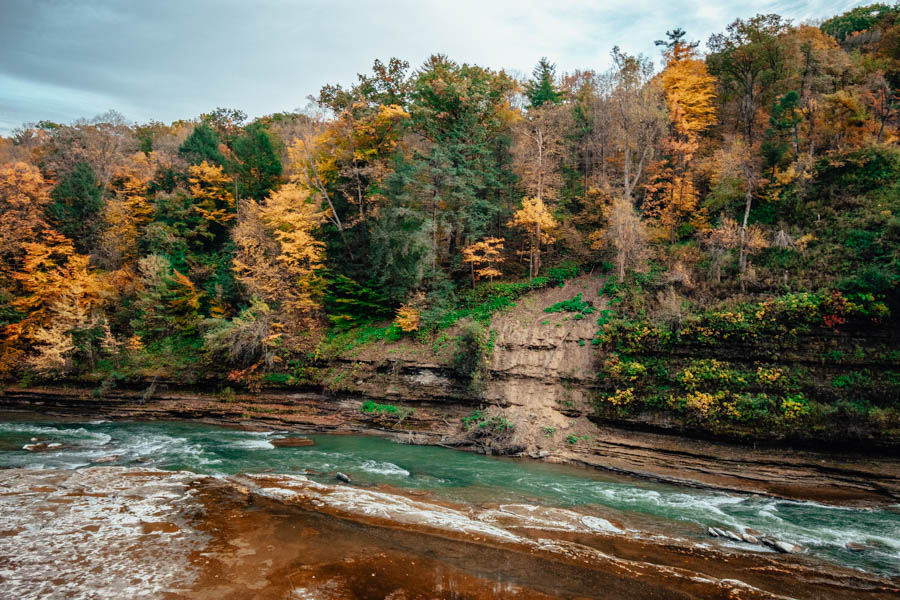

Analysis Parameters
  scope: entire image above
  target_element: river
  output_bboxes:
[1,419,898,598]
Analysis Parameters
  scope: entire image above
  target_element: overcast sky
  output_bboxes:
[0,0,870,134]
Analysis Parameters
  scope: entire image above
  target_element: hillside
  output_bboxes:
[1,3,899,450]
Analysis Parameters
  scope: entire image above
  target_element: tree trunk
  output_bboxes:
[738,184,753,273]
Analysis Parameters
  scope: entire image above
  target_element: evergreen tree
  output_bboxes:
[47,162,104,255]
[178,123,225,166]
[230,123,283,201]
[525,57,561,107]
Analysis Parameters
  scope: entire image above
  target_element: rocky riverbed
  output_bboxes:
[2,466,898,599]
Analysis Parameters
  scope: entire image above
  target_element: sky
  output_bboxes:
[0,0,872,134]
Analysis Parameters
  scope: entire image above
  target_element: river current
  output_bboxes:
[1,419,898,579]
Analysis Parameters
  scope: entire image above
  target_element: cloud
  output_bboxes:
[0,0,868,133]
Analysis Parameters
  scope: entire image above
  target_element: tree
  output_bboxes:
[821,3,900,42]
[707,14,791,144]
[409,55,519,262]
[512,103,570,203]
[188,161,236,242]
[645,39,717,240]
[132,254,202,342]
[0,162,52,271]
[230,122,283,201]
[3,232,105,375]
[47,162,104,254]
[510,196,557,278]
[259,184,326,313]
[608,47,668,200]
[39,112,136,192]
[655,28,698,51]
[762,90,802,171]
[707,217,769,283]
[179,123,225,166]
[525,58,562,107]
[594,196,649,280]
[203,299,276,368]
[462,237,505,286]
[710,136,763,274]
[100,152,154,267]
[233,184,325,317]
[368,205,434,304]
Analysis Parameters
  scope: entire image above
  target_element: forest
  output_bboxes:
[1,4,898,436]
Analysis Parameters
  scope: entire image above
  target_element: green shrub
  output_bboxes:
[544,292,594,316]
[462,410,484,430]
[361,400,399,414]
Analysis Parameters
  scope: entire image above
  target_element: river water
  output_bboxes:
[1,419,898,581]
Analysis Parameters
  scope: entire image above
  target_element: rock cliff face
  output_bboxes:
[481,278,603,455]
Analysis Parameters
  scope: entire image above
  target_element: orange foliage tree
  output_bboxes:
[462,237,505,286]
[645,42,717,241]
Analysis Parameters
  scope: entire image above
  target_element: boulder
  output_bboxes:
[741,532,760,545]
[335,472,352,483]
[723,529,743,542]
[762,538,804,554]
[271,437,315,448]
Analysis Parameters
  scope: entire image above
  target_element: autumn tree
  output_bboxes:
[645,37,717,240]
[233,184,325,318]
[593,196,650,281]
[607,47,668,200]
[462,237,505,286]
[3,231,106,374]
[0,162,53,271]
[39,111,136,191]
[188,161,236,243]
[100,152,154,267]
[510,196,557,278]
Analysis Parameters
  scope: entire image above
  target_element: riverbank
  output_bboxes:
[2,384,898,506]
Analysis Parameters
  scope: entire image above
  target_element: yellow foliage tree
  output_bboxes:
[101,152,154,266]
[0,162,52,271]
[646,43,718,241]
[462,237,505,286]
[188,161,236,230]
[510,197,556,278]
[394,305,421,332]
[3,233,106,374]
[233,184,326,317]
[592,197,650,280]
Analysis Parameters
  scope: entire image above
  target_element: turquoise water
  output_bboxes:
[1,419,898,578]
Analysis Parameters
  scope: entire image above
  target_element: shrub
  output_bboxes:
[452,321,490,386]
[781,394,811,421]
[544,292,594,316]
[361,400,399,414]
